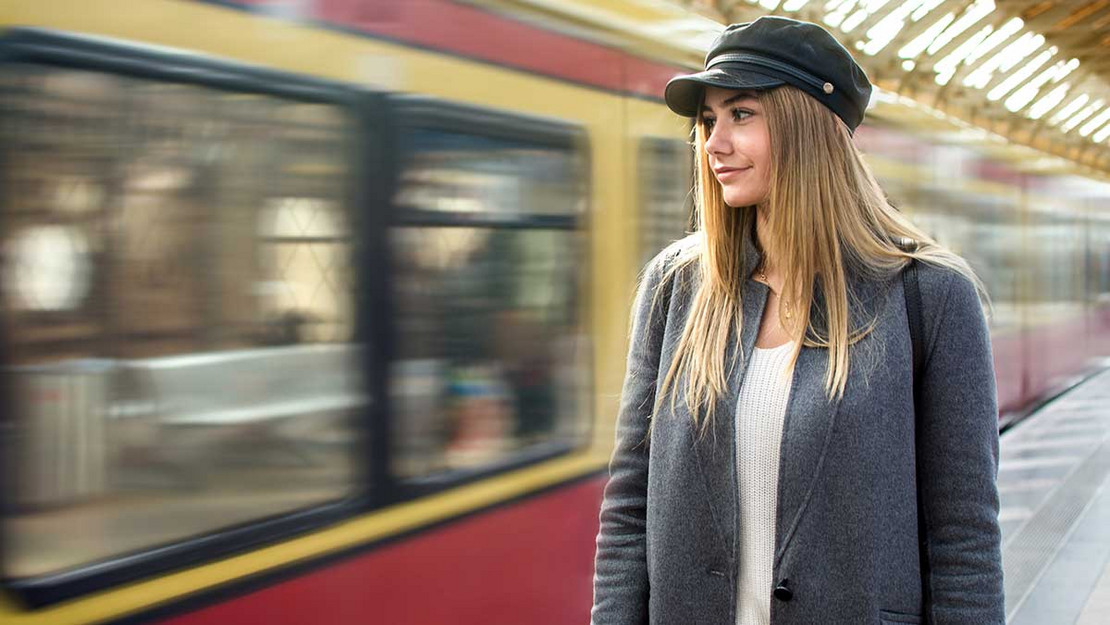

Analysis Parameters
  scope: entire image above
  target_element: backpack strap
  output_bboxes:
[900,238,933,624]
[904,256,926,387]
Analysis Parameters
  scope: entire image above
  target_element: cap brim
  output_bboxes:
[665,66,785,117]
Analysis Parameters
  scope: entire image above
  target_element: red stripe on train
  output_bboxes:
[219,0,686,99]
[158,476,606,625]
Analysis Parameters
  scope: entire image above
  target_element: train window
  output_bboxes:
[396,129,584,219]
[1026,206,1088,344]
[892,144,1023,329]
[1093,220,1110,304]
[389,106,590,482]
[910,191,1023,329]
[0,64,366,579]
[639,138,694,268]
[973,219,1024,330]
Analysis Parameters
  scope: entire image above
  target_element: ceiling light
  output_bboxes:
[1004,86,1038,113]
[1061,100,1103,133]
[864,0,894,11]
[841,9,871,32]
[925,0,995,56]
[899,12,955,59]
[965,17,1023,65]
[1079,108,1110,137]
[964,32,1043,89]
[1093,123,1110,144]
[862,1,930,55]
[934,26,993,85]
[824,11,847,28]
[781,0,811,10]
[987,47,1056,101]
[911,0,946,22]
[1050,94,1090,126]
[1004,57,1079,114]
[823,0,859,27]
[1027,84,1070,119]
[999,34,1044,72]
[1054,58,1080,82]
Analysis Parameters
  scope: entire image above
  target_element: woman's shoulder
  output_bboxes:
[912,259,985,313]
[641,234,700,285]
[631,235,700,326]
[908,258,990,347]
[888,238,982,311]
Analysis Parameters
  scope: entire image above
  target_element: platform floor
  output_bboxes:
[1000,365,1110,624]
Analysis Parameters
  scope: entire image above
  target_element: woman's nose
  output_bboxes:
[704,125,730,156]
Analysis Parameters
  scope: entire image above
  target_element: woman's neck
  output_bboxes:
[754,210,786,292]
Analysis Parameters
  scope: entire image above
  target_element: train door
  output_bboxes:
[0,28,394,608]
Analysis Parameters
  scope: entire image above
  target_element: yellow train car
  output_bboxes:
[1,2,1108,625]
[0,1,692,623]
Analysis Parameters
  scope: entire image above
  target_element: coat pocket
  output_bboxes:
[878,609,922,624]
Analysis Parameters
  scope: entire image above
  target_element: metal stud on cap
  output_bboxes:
[823,82,835,94]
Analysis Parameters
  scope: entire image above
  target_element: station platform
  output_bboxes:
[1000,364,1110,624]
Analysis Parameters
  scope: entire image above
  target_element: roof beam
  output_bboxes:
[669,0,1110,176]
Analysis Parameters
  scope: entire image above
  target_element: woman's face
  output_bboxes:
[701,86,772,208]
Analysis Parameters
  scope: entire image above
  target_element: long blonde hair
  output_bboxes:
[654,85,986,435]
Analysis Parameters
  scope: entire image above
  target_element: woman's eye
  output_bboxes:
[703,117,716,131]
[732,108,752,122]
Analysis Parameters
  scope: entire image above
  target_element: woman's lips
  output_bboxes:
[714,166,749,180]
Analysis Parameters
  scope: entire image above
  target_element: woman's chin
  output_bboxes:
[722,191,766,208]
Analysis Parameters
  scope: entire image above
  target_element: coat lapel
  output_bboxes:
[691,276,768,569]
[690,230,768,569]
[686,224,850,571]
[772,340,840,567]
[773,273,887,566]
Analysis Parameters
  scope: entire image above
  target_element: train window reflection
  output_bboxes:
[391,228,585,476]
[866,138,1023,330]
[1094,221,1110,302]
[0,65,365,578]
[1026,207,1087,332]
[3,225,93,311]
[639,138,693,267]
[395,129,585,218]
[390,118,589,479]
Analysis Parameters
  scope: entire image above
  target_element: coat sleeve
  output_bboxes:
[590,253,672,625]
[917,270,1006,624]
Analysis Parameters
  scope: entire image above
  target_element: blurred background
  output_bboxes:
[0,1,1109,624]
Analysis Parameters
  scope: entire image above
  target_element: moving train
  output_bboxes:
[1,1,1108,624]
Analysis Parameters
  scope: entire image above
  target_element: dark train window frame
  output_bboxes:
[384,96,595,501]
[0,28,392,609]
[637,136,695,269]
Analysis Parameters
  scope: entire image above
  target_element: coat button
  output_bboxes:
[773,579,793,602]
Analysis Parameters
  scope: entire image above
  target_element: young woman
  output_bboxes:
[591,16,1005,625]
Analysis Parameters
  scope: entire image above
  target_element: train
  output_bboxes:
[1,1,1108,624]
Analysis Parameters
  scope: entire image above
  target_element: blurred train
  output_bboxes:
[1,1,1109,624]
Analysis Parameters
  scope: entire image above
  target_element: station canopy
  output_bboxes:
[486,0,1110,178]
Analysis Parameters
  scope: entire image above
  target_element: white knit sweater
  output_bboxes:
[735,341,795,625]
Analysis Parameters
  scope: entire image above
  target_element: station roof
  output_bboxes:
[689,0,1110,177]
[479,0,1110,179]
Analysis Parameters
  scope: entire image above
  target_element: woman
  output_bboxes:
[591,16,1005,625]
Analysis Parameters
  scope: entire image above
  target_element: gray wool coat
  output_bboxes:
[591,232,1005,625]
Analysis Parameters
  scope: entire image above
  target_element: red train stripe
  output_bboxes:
[213,0,686,99]
[157,476,607,625]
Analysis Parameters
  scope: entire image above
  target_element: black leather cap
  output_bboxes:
[665,16,872,132]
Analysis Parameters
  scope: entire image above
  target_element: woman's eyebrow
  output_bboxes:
[701,92,758,113]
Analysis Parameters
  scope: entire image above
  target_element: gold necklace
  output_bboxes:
[757,267,793,320]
